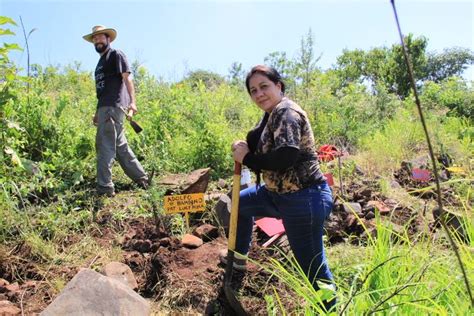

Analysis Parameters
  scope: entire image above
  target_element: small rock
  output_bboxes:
[218,179,227,189]
[365,211,375,220]
[354,165,365,175]
[439,169,450,181]
[342,202,362,215]
[159,237,171,247]
[384,198,398,206]
[130,239,152,253]
[102,262,138,290]
[181,234,203,249]
[345,214,358,227]
[360,226,377,240]
[367,200,390,215]
[362,205,376,214]
[138,240,152,253]
[357,188,372,198]
[390,180,401,189]
[193,224,218,241]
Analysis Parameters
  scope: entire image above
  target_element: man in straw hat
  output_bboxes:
[83,25,148,196]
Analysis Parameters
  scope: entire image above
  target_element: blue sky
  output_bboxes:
[2,0,473,81]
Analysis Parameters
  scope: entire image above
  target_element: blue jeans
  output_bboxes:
[236,182,334,288]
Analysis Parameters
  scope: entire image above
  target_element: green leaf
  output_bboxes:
[5,72,15,81]
[4,43,22,51]
[0,29,15,36]
[0,16,17,26]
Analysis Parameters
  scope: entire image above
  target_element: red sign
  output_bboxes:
[412,168,431,182]
[324,173,334,186]
[318,144,340,162]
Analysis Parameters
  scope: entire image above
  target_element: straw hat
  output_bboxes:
[83,25,117,43]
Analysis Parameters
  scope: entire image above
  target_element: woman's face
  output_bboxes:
[248,73,282,113]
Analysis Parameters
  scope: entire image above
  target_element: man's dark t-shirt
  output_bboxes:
[94,48,131,108]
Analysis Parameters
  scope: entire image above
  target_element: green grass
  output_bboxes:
[261,211,473,315]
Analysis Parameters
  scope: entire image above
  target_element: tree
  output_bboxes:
[0,16,24,181]
[388,34,428,97]
[334,48,366,87]
[264,51,292,79]
[424,47,474,83]
[294,28,321,98]
[182,69,225,89]
[334,34,428,98]
[228,61,244,86]
[0,16,22,111]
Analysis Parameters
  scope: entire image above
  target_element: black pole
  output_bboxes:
[390,0,473,307]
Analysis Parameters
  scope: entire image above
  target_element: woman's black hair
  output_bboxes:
[245,65,286,95]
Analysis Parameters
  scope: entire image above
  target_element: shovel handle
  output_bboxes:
[234,161,242,175]
[228,161,242,251]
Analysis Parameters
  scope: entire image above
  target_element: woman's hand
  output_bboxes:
[232,140,250,164]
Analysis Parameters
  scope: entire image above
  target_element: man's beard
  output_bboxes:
[95,42,109,53]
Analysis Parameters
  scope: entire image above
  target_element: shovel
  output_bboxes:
[224,161,247,315]
[119,107,143,134]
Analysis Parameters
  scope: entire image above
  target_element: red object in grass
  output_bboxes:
[412,168,431,182]
[255,218,285,237]
[318,144,340,162]
[324,173,334,186]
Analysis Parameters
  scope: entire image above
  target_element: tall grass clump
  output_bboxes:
[261,212,473,315]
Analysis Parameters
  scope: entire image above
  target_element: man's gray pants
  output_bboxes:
[96,106,147,194]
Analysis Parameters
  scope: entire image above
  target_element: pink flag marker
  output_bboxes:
[412,168,431,182]
[255,217,285,237]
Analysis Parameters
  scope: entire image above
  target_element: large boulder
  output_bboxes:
[158,168,211,195]
[40,268,149,316]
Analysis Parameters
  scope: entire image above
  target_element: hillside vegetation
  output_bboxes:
[1,18,473,314]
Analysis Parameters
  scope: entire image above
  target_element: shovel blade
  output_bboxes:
[129,120,143,133]
[224,285,248,316]
[222,162,248,316]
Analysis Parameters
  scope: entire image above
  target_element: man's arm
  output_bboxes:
[122,72,137,114]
